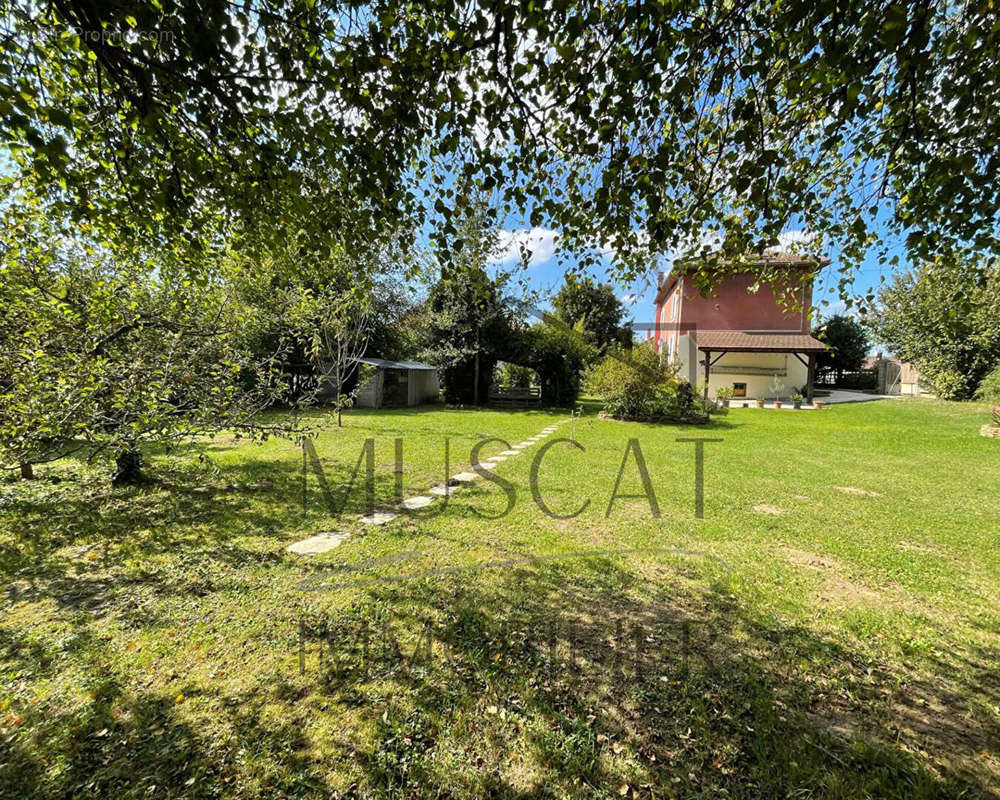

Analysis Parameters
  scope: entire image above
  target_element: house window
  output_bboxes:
[732,382,747,398]
[671,291,680,320]
[667,335,676,362]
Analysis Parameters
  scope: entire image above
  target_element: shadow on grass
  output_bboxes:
[2,445,998,798]
[3,551,998,798]
[0,628,324,800]
[293,559,999,799]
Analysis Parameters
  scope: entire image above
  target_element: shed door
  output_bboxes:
[382,369,409,407]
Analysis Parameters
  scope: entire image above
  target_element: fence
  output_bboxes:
[488,385,542,408]
[815,368,878,391]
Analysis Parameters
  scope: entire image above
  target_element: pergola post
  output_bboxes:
[703,349,711,400]
[806,353,816,405]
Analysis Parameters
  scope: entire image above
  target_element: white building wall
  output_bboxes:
[675,334,698,384]
[407,369,440,405]
[355,370,382,408]
[704,352,809,399]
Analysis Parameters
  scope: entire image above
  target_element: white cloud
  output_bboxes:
[493,228,560,267]
[768,230,824,252]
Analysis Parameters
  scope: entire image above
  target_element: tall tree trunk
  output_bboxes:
[336,368,343,427]
[474,349,480,406]
[19,462,34,480]
[112,449,146,486]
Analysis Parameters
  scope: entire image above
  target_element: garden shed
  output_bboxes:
[355,358,440,408]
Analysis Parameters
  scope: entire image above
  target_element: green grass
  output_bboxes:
[2,399,999,798]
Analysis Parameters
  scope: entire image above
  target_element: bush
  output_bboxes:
[585,342,712,422]
[974,364,1000,403]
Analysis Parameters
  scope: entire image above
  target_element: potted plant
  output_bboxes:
[790,392,803,410]
[755,397,765,408]
[716,387,733,408]
[814,400,824,409]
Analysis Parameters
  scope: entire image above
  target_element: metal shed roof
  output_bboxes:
[359,358,438,371]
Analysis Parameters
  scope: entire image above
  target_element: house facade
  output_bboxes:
[652,253,828,402]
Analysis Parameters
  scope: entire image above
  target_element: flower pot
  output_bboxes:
[774,401,782,408]
[755,399,765,408]
[814,401,824,409]
[793,400,802,409]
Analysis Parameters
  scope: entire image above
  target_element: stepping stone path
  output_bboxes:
[450,471,481,483]
[359,511,398,525]
[399,495,434,510]
[286,418,570,553]
[286,531,350,555]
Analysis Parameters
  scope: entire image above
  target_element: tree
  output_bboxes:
[423,267,510,405]
[0,207,296,483]
[311,291,373,428]
[552,278,631,353]
[812,315,870,382]
[867,258,1000,400]
[4,1,1000,290]
[422,197,512,405]
[511,320,597,406]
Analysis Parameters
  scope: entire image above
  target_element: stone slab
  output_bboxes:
[358,511,397,525]
[286,531,350,555]
[451,471,480,483]
[399,495,434,510]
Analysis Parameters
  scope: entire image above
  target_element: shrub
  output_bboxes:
[585,342,711,422]
[974,364,1000,403]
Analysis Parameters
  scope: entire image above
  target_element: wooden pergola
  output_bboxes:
[695,331,828,403]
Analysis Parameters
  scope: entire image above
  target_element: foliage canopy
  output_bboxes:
[867,258,1000,400]
[3,1,999,286]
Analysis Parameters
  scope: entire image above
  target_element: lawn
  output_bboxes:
[2,399,999,799]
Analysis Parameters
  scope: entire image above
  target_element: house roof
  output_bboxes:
[694,331,827,352]
[359,357,437,371]
[674,250,831,271]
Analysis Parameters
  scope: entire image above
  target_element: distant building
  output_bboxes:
[863,355,930,396]
[652,252,828,402]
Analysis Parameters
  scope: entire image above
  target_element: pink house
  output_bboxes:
[652,253,828,403]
